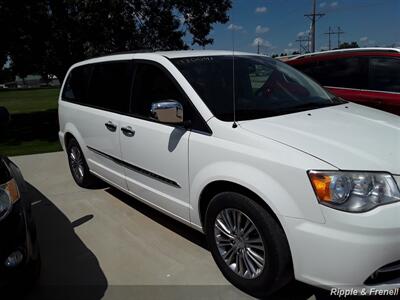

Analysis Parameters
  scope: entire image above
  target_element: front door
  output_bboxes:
[119,62,191,221]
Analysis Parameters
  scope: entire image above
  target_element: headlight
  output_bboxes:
[308,171,400,213]
[0,179,20,221]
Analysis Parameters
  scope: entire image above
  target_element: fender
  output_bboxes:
[60,122,87,156]
[189,161,325,228]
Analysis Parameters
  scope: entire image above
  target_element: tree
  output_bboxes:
[0,68,14,84]
[4,0,232,82]
[338,41,359,49]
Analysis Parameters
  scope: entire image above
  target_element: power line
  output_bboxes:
[304,0,325,52]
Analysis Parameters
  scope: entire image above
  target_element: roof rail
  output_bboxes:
[91,49,155,59]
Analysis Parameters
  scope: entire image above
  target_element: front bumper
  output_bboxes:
[0,202,38,285]
[0,158,40,286]
[285,201,400,290]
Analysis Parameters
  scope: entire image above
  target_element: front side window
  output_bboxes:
[131,63,186,119]
[131,62,210,133]
[369,57,400,93]
[311,57,367,89]
[172,56,344,121]
[88,61,132,112]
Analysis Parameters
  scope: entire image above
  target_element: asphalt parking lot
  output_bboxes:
[11,152,322,300]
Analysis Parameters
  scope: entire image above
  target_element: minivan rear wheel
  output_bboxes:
[67,138,99,188]
[204,192,293,298]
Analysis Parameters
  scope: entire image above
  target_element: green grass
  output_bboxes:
[0,140,62,157]
[0,88,61,156]
[0,88,59,114]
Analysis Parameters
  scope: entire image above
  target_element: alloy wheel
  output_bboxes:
[69,146,85,182]
[214,208,266,279]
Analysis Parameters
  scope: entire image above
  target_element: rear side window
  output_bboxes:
[88,61,132,112]
[62,65,92,103]
[311,57,367,89]
[369,57,400,93]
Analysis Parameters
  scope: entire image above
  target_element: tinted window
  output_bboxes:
[88,61,132,112]
[369,57,400,93]
[294,61,317,78]
[173,56,344,121]
[132,64,185,118]
[310,57,367,89]
[62,65,92,103]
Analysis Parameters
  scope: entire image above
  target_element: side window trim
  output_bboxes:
[128,61,137,115]
[61,59,212,135]
[129,59,212,135]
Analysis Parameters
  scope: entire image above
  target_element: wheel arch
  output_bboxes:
[62,123,86,153]
[198,180,284,232]
[64,132,75,148]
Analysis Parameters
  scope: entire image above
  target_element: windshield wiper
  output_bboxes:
[291,102,324,110]
[278,101,338,115]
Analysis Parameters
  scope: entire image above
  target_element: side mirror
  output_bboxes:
[150,100,183,124]
[0,106,10,131]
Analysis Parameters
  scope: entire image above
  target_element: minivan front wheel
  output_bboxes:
[205,192,293,298]
[67,138,98,188]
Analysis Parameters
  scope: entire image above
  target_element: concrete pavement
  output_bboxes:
[11,152,318,300]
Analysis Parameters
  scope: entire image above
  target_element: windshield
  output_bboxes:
[172,55,345,121]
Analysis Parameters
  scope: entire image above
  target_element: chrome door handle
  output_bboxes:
[121,126,135,137]
[105,121,117,132]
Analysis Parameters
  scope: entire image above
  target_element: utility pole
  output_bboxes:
[257,40,260,54]
[327,26,345,49]
[324,26,334,50]
[336,26,345,48]
[305,0,325,52]
[296,36,311,54]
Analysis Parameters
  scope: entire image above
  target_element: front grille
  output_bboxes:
[365,260,400,285]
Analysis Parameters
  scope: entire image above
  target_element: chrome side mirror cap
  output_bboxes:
[150,100,183,124]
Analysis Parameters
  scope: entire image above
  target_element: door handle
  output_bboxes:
[121,126,135,137]
[105,121,117,132]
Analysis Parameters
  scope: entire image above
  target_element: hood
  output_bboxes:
[240,103,400,175]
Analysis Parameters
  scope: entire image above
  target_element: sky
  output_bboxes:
[185,0,400,55]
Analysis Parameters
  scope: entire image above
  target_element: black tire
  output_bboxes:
[66,137,100,188]
[26,254,41,285]
[6,255,41,297]
[204,192,293,298]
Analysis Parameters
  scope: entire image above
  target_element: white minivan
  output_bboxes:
[58,50,400,297]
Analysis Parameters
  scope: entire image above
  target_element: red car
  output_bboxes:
[283,48,400,115]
